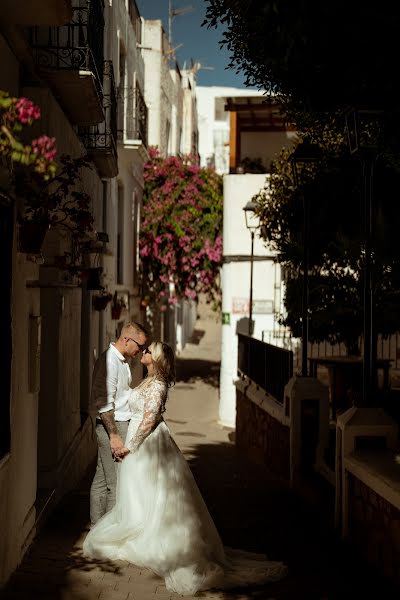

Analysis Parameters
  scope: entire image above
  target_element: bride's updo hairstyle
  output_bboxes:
[149,341,176,388]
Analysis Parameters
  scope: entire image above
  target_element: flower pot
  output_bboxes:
[111,305,122,320]
[86,267,103,291]
[18,221,49,254]
[92,293,112,311]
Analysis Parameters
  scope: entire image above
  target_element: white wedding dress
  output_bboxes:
[83,379,287,595]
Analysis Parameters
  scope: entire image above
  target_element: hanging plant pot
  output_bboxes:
[92,292,112,311]
[18,220,49,254]
[86,267,103,291]
[111,305,122,320]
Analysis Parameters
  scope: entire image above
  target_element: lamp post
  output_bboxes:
[290,140,322,377]
[243,200,260,336]
[344,107,383,407]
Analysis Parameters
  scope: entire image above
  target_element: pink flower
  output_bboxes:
[31,135,57,161]
[15,98,41,123]
[184,288,197,300]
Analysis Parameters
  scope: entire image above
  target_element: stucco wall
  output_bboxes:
[236,384,290,478]
[348,474,400,586]
[220,174,284,426]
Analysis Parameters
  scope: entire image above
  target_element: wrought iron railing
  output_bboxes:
[79,60,117,158]
[117,86,148,146]
[31,0,105,101]
[238,333,293,403]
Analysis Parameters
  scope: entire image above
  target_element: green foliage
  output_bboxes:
[255,140,400,352]
[203,1,400,114]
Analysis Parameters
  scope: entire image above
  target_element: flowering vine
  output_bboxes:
[140,148,223,310]
[0,91,57,179]
[0,89,95,266]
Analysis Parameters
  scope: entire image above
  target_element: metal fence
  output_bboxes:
[31,0,105,102]
[262,329,400,374]
[238,333,293,403]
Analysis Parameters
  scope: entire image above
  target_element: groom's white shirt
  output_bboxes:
[91,343,132,421]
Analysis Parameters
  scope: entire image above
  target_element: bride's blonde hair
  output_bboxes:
[149,341,176,387]
[138,341,176,391]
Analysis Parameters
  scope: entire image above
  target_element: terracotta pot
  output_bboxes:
[18,221,49,254]
[111,305,122,320]
[92,293,112,311]
[86,267,103,290]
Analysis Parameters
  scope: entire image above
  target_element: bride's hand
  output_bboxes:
[114,446,130,461]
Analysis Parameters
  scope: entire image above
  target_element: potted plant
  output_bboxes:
[92,291,112,311]
[0,92,96,260]
[18,219,50,254]
[86,267,103,291]
[111,291,127,320]
[15,153,95,256]
[0,91,59,253]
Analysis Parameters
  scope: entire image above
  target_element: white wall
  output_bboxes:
[219,174,282,427]
[241,131,296,171]
[196,86,264,174]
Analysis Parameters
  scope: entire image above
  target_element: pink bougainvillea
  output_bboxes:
[140,148,223,310]
[0,90,57,178]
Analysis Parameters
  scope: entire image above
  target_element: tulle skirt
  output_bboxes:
[83,420,287,595]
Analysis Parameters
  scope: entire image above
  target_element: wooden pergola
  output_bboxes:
[224,96,295,173]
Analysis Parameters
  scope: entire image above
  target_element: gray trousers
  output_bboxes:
[90,420,130,526]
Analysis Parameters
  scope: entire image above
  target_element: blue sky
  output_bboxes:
[136,0,252,88]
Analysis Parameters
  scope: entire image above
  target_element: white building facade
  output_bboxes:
[217,95,296,427]
[196,86,264,174]
[0,0,149,584]
[141,19,198,351]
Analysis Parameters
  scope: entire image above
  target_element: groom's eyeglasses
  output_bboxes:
[125,337,146,351]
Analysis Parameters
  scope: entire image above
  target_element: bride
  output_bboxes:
[83,341,287,595]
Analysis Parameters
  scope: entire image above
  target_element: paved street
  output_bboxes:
[1,303,399,600]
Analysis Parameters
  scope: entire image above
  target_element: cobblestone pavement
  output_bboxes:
[1,304,399,599]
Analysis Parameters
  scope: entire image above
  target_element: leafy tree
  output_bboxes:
[255,141,400,353]
[203,1,400,114]
[140,149,223,311]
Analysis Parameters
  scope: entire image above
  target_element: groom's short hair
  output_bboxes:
[121,322,148,338]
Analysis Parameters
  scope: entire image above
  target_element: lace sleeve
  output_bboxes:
[127,381,166,453]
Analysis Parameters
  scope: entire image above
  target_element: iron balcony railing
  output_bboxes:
[237,333,293,404]
[31,0,105,102]
[79,60,117,165]
[117,86,148,146]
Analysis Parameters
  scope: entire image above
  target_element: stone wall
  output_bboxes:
[236,386,290,479]
[348,474,400,585]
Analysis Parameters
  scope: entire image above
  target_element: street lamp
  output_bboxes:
[290,140,322,377]
[243,200,260,336]
[344,106,383,407]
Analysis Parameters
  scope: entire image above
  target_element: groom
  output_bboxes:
[90,321,148,525]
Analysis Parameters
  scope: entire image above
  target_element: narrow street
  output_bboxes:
[1,303,398,600]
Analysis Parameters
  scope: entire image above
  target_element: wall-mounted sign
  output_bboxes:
[232,297,274,315]
[222,312,230,325]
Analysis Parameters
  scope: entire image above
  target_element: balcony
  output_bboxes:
[117,86,148,152]
[0,0,72,25]
[79,61,118,178]
[30,0,104,126]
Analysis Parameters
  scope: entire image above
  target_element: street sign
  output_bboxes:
[232,297,273,314]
